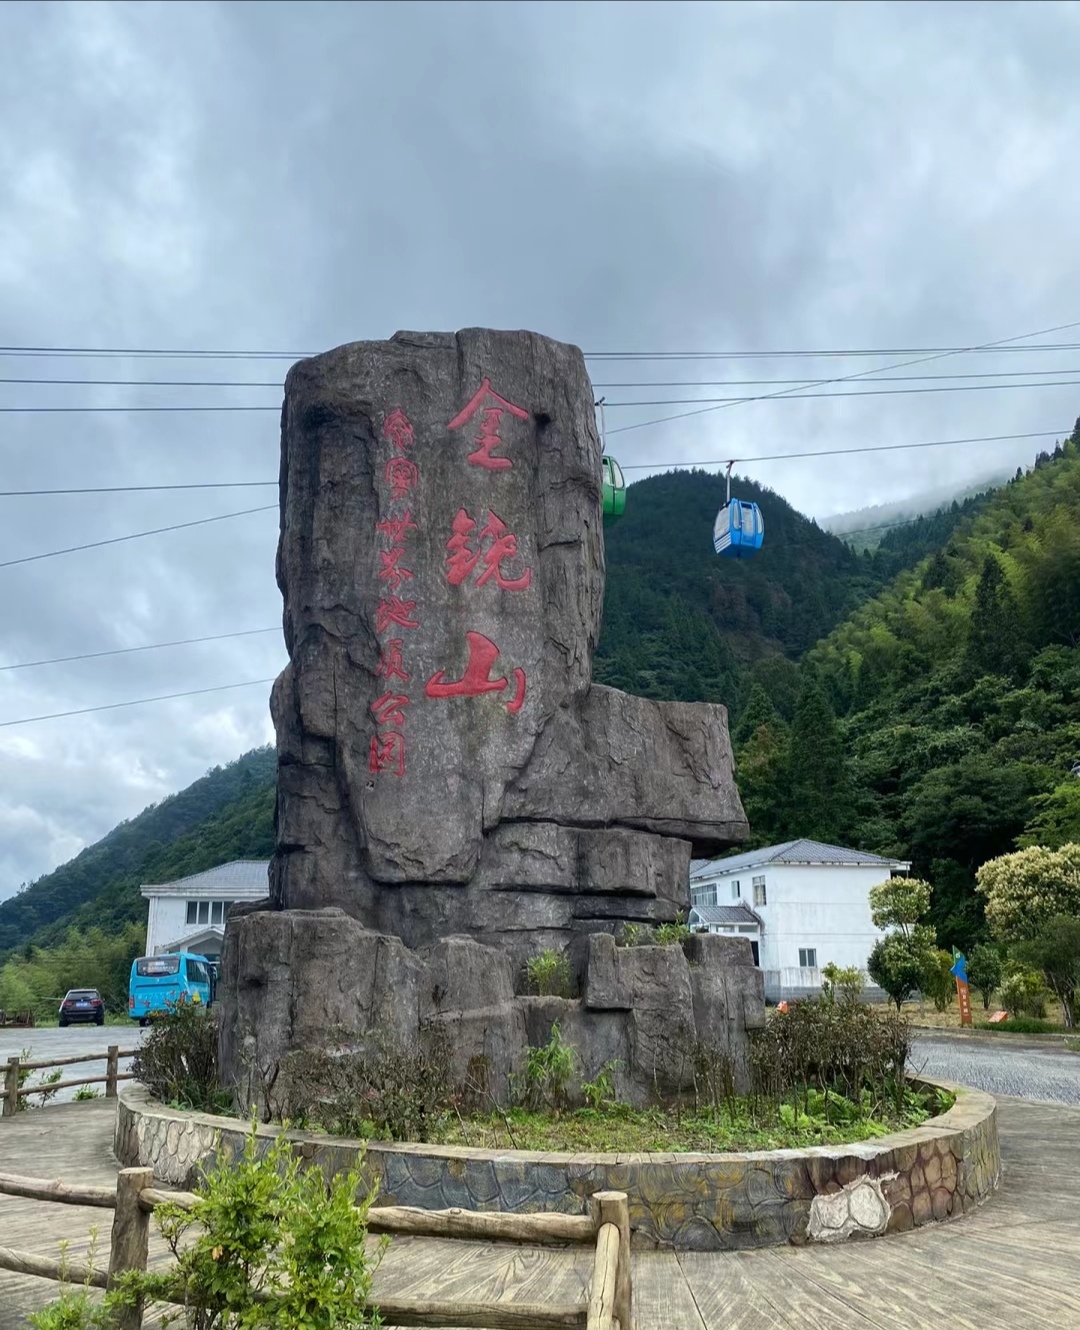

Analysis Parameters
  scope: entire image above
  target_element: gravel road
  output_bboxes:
[912,1032,1080,1104]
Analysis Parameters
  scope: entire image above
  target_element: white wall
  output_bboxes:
[691,863,892,998]
[145,896,191,955]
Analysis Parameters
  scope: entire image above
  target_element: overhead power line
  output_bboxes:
[5,365,1080,389]
[605,316,1080,436]
[4,341,1080,360]
[616,428,1070,470]
[6,376,1080,413]
[0,428,1070,498]
[0,679,277,729]
[0,504,276,569]
[0,627,280,672]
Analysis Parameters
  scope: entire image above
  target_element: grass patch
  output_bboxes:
[973,1017,1070,1035]
[411,1085,951,1154]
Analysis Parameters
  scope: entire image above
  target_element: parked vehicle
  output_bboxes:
[128,952,213,1026]
[59,988,105,1027]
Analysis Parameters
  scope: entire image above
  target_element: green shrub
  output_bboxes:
[273,1022,457,1143]
[581,1060,620,1110]
[112,1120,383,1329]
[653,915,692,946]
[523,1022,575,1112]
[821,963,865,1005]
[73,1086,100,1101]
[525,948,573,997]
[131,1002,229,1113]
[920,949,957,1012]
[974,1016,1068,1034]
[999,967,1049,1019]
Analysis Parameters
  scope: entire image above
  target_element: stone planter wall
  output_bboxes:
[115,1081,999,1252]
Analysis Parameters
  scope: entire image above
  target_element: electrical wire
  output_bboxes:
[5,341,1080,360]
[0,628,280,673]
[0,679,278,728]
[6,377,1080,413]
[604,316,1080,436]
[0,428,1070,497]
[5,366,1080,388]
[0,505,276,569]
[616,428,1070,470]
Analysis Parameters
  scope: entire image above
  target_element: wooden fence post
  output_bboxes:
[2,1058,19,1117]
[106,1046,119,1099]
[108,1166,153,1330]
[591,1191,632,1330]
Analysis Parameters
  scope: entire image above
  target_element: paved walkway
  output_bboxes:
[2,1094,1079,1328]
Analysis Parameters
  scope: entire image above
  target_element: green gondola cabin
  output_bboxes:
[602,455,626,522]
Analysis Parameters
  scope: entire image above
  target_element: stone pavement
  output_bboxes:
[2,1093,1079,1328]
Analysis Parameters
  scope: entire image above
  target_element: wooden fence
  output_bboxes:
[0,1046,138,1116]
[0,1165,633,1330]
[0,1009,35,1028]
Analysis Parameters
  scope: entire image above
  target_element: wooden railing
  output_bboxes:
[0,1166,633,1330]
[0,1046,138,1116]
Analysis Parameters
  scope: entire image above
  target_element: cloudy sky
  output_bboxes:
[1,0,1079,898]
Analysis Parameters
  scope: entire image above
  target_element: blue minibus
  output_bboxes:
[128,952,214,1025]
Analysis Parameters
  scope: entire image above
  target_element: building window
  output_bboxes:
[799,947,818,969]
[731,880,741,900]
[185,901,197,925]
[752,875,766,906]
[691,883,717,908]
[198,900,210,925]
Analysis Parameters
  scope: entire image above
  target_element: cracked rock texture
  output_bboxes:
[219,328,753,1101]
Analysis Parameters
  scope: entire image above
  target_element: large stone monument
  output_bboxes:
[219,328,762,1107]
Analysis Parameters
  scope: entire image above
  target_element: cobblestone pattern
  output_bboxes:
[115,1080,999,1251]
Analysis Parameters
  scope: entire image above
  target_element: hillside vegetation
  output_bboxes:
[594,468,987,707]
[738,427,1080,945]
[0,748,275,957]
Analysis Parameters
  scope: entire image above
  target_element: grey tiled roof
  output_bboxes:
[690,839,909,879]
[688,904,762,926]
[141,860,270,896]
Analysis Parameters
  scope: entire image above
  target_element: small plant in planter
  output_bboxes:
[526,948,573,997]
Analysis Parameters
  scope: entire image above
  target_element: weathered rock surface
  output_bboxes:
[220,327,756,1105]
[219,910,764,1109]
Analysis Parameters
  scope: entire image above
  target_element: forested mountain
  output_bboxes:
[0,748,275,957]
[737,426,1080,947]
[594,467,995,709]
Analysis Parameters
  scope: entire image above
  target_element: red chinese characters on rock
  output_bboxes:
[445,508,532,592]
[425,631,526,715]
[447,379,529,471]
[371,409,422,778]
[369,731,405,778]
[385,456,420,501]
[381,408,414,454]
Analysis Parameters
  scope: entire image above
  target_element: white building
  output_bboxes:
[141,860,270,963]
[686,839,910,1001]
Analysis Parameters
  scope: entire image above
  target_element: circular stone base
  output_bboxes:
[114,1081,999,1251]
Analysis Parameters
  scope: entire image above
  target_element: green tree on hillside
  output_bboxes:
[964,554,1022,680]
[782,681,851,843]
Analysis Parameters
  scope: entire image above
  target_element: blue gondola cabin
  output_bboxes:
[713,498,764,558]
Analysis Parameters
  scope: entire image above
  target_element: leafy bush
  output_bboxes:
[525,948,573,997]
[867,930,935,1010]
[750,998,911,1117]
[1010,914,1080,1028]
[273,1022,457,1142]
[920,948,957,1012]
[653,914,692,945]
[131,1002,229,1113]
[581,1060,620,1110]
[73,1086,100,1101]
[116,1120,382,1330]
[999,967,1050,1019]
[821,963,865,1005]
[966,943,1004,1009]
[523,1022,575,1112]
